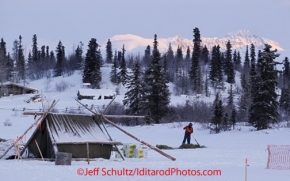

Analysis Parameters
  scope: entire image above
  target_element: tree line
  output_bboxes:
[0,28,289,131]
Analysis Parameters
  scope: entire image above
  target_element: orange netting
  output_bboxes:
[266,145,290,170]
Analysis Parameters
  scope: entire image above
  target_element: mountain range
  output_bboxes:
[105,30,283,54]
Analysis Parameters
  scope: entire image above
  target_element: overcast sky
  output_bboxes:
[1,0,289,58]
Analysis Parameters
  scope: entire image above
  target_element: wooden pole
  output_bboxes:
[86,142,90,164]
[76,99,176,161]
[266,145,271,169]
[102,116,176,161]
[46,120,58,153]
[245,158,248,181]
[23,112,144,119]
[0,100,58,159]
[35,140,44,161]
[98,115,125,161]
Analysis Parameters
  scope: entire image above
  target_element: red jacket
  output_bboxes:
[184,126,193,135]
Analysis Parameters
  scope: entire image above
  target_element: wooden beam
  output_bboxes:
[76,99,176,161]
[23,112,145,119]
[56,141,122,145]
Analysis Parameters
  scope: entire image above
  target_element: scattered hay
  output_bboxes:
[179,144,206,149]
[156,144,174,150]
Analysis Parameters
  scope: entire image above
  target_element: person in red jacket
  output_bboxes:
[182,123,193,144]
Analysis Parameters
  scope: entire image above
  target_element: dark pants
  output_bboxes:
[182,134,191,144]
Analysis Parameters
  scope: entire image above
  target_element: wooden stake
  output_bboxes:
[245,158,248,181]
[0,100,58,159]
[76,99,176,161]
[86,142,90,164]
[35,140,44,161]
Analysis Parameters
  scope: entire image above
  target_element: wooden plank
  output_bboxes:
[56,141,122,145]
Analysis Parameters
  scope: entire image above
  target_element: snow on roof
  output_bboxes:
[47,114,112,143]
[78,88,115,96]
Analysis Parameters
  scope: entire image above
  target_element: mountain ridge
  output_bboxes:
[104,30,283,54]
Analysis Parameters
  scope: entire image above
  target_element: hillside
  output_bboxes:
[0,66,289,181]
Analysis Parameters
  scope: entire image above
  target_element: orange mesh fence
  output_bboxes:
[266,145,290,170]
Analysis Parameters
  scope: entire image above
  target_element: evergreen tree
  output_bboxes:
[17,35,25,80]
[163,54,170,83]
[6,53,14,82]
[32,34,38,63]
[54,41,65,77]
[201,45,209,65]
[279,88,290,113]
[189,27,202,93]
[105,39,113,64]
[222,113,230,131]
[123,60,144,117]
[110,50,119,84]
[175,45,183,70]
[83,38,102,88]
[143,34,170,124]
[243,45,250,72]
[0,39,7,96]
[227,84,234,109]
[282,57,290,86]
[225,40,235,83]
[75,42,84,70]
[209,45,222,86]
[49,51,56,69]
[142,45,151,68]
[118,45,128,85]
[205,74,209,97]
[231,108,237,130]
[166,43,175,82]
[185,46,191,71]
[249,44,280,130]
[210,93,223,133]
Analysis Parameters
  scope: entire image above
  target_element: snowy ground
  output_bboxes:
[0,69,290,180]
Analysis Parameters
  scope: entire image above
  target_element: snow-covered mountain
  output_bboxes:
[105,30,283,54]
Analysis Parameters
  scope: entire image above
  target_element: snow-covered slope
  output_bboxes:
[105,30,283,54]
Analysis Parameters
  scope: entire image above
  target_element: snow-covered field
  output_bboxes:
[0,68,290,181]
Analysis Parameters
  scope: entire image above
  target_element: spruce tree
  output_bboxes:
[249,44,280,130]
[110,50,118,84]
[105,39,113,64]
[231,108,237,130]
[142,45,151,68]
[143,34,170,124]
[279,88,290,113]
[83,38,102,88]
[225,40,235,83]
[32,34,38,63]
[210,93,223,133]
[0,39,7,96]
[222,113,230,131]
[54,41,65,77]
[201,45,209,65]
[190,27,202,93]
[185,46,191,71]
[17,35,25,80]
[75,42,84,70]
[209,45,222,87]
[118,45,128,85]
[282,57,290,86]
[175,45,183,70]
[123,60,144,117]
[243,45,250,72]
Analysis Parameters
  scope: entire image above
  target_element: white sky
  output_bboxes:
[1,0,290,58]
